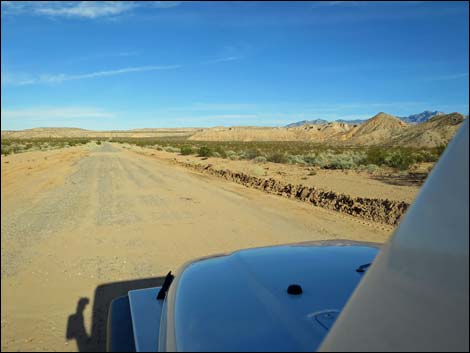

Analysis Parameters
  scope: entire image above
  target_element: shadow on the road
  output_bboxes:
[66,276,165,352]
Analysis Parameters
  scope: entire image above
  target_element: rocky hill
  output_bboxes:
[189,112,465,147]
[343,112,408,145]
[391,113,465,147]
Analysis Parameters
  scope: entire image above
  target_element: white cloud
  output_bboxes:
[1,107,115,120]
[1,1,182,19]
[36,2,137,19]
[2,65,181,86]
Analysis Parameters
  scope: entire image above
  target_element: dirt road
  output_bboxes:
[1,143,392,352]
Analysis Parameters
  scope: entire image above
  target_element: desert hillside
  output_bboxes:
[189,112,465,147]
[343,112,408,145]
[2,112,465,148]
[391,112,466,147]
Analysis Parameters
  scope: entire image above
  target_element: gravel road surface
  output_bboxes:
[1,143,391,351]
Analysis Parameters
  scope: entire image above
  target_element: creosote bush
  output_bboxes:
[198,146,213,157]
[180,146,194,155]
[267,152,288,164]
[253,156,267,163]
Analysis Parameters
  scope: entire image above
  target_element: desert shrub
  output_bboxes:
[244,149,261,160]
[328,153,355,169]
[180,146,193,155]
[214,146,227,158]
[1,146,11,155]
[226,150,238,160]
[436,143,447,156]
[417,150,437,163]
[250,165,266,176]
[384,151,416,170]
[367,164,379,173]
[350,151,367,165]
[12,144,25,153]
[198,146,213,157]
[366,148,388,166]
[237,151,247,159]
[25,143,34,149]
[411,152,425,163]
[96,141,102,145]
[307,152,333,168]
[302,154,317,165]
[155,145,164,151]
[163,146,180,153]
[287,154,305,165]
[253,156,267,163]
[212,152,221,158]
[267,152,288,164]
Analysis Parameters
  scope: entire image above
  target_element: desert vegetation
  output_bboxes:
[1,138,92,156]
[111,137,445,172]
[1,136,445,174]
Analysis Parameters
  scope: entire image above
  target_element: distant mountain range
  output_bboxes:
[285,119,329,127]
[285,110,448,127]
[398,110,446,124]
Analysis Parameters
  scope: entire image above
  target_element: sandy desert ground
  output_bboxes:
[1,143,400,352]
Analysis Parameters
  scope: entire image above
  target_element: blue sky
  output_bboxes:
[1,1,468,130]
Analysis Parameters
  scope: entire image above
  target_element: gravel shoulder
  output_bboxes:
[2,143,393,352]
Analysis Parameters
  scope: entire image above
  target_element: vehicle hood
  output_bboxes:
[162,240,379,352]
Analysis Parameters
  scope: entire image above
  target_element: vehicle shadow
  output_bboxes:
[66,276,165,352]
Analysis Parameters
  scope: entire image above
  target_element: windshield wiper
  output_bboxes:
[356,263,371,273]
[156,271,174,300]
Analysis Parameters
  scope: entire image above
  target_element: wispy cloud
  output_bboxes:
[205,56,245,64]
[2,65,181,86]
[1,107,115,120]
[422,73,469,82]
[1,1,182,19]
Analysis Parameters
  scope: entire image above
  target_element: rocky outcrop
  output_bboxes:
[177,161,409,226]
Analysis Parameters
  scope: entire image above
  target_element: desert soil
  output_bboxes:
[126,144,421,203]
[2,143,395,352]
